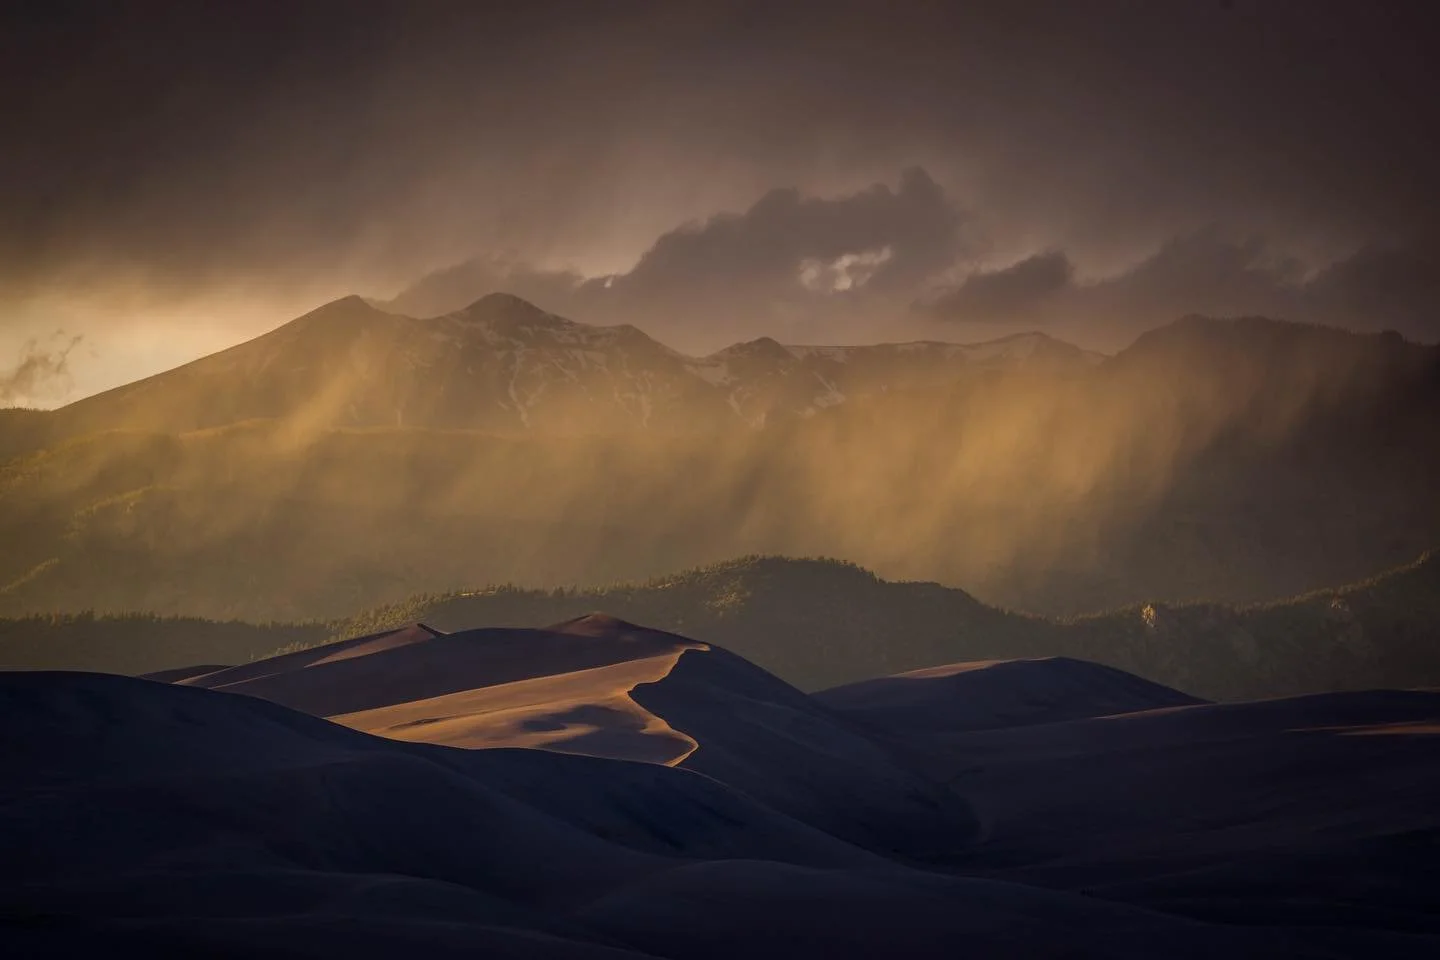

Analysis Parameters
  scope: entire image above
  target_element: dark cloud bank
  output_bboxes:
[1,0,1438,373]
[925,233,1440,346]
[387,167,972,346]
[389,172,1440,350]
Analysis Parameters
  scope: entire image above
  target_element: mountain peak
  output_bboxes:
[297,293,387,321]
[712,336,796,362]
[448,292,584,343]
[463,291,547,313]
[457,292,558,323]
[271,294,395,341]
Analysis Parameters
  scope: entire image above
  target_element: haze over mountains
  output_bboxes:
[43,292,1102,437]
[1,293,1436,622]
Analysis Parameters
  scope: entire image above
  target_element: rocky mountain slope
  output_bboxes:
[1,301,1435,621]
[39,292,1098,438]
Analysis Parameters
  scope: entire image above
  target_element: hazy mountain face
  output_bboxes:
[48,293,1101,437]
[1,297,1436,621]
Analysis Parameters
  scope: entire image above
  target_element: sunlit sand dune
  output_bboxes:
[334,648,702,763]
[7,659,1440,958]
[187,616,706,762]
[177,613,982,860]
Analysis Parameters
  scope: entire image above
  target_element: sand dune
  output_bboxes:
[334,652,701,762]
[10,668,1439,958]
[187,616,706,761]
[172,614,981,860]
[897,687,1440,936]
[10,616,1440,956]
[138,662,234,683]
[815,655,1205,734]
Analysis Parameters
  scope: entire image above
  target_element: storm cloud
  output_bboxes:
[2,0,1438,398]
[925,252,1075,324]
[388,167,967,347]
[925,231,1440,347]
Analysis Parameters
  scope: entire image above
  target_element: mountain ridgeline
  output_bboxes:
[7,552,1438,702]
[1,293,1437,621]
[44,292,1100,437]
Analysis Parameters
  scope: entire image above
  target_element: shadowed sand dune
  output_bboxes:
[9,669,1439,958]
[180,615,980,861]
[9,618,1440,957]
[882,688,1440,937]
[814,658,1440,930]
[137,662,234,683]
[815,656,1206,734]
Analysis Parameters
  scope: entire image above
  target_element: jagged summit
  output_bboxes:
[51,294,1425,442]
[45,292,1104,437]
[463,290,546,313]
[453,291,574,332]
[709,335,796,362]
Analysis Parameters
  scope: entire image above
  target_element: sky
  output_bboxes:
[2,0,1437,405]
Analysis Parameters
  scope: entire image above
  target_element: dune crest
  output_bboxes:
[163,614,983,860]
[187,615,709,764]
[333,643,705,764]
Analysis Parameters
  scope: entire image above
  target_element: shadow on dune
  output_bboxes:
[5,616,1440,957]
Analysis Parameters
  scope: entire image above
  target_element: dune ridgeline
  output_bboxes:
[7,609,1440,957]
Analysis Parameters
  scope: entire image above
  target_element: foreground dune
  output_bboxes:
[333,651,702,763]
[184,618,701,758]
[8,668,1439,958]
[181,615,981,859]
[7,618,1440,957]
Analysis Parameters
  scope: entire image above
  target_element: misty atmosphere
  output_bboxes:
[3,3,1439,958]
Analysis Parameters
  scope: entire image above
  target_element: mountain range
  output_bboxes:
[1,293,1437,620]
[41,292,1101,438]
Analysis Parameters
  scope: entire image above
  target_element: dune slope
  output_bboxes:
[904,687,1440,935]
[178,614,982,860]
[815,655,1205,734]
[8,669,1437,958]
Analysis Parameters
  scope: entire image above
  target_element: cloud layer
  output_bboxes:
[2,1,1437,396]
[389,179,1440,351]
[389,168,969,348]
[925,231,1440,347]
